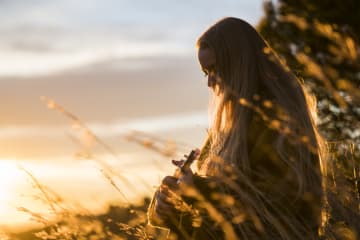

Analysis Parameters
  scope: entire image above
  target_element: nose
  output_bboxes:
[207,75,216,88]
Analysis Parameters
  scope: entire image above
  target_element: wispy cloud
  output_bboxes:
[0,111,208,138]
[0,0,263,76]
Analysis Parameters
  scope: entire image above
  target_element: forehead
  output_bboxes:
[198,48,216,68]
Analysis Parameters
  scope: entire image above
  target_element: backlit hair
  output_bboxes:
[196,17,326,239]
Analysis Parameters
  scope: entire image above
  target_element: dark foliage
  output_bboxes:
[258,1,360,239]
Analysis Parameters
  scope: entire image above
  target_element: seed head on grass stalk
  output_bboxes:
[40,96,146,201]
[67,131,134,187]
[18,165,59,215]
[125,130,193,158]
[118,223,154,240]
[16,166,85,221]
[68,132,138,202]
[40,96,120,161]
[16,206,50,225]
[15,167,87,240]
[125,132,176,158]
[40,96,160,226]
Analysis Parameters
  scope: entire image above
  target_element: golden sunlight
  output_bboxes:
[0,160,23,216]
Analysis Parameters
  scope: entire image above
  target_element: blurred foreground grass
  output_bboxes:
[8,197,169,240]
[0,89,358,240]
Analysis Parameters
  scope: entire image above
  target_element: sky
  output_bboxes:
[0,0,264,230]
[0,0,263,77]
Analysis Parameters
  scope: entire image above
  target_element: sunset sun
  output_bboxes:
[0,161,22,214]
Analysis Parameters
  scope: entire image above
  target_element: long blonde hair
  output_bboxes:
[196,17,326,239]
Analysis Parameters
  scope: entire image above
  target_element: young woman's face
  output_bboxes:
[198,48,221,91]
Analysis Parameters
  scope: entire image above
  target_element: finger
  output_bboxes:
[177,169,194,187]
[162,175,178,185]
[156,192,172,205]
[155,199,176,217]
[156,198,173,211]
[194,148,200,159]
[161,176,179,189]
[158,187,173,200]
[155,206,175,219]
[155,203,170,216]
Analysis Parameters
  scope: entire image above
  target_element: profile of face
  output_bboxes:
[197,47,221,91]
[197,17,269,98]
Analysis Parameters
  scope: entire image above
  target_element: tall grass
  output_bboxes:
[2,94,359,240]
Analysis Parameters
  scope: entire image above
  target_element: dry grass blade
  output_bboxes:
[100,168,131,204]
[16,206,49,225]
[18,165,58,214]
[40,96,120,161]
[125,130,192,158]
[41,96,146,201]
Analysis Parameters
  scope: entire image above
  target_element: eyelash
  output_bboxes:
[203,68,216,77]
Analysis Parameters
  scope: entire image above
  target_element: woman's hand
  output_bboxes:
[154,176,180,222]
[152,150,199,225]
[154,168,195,223]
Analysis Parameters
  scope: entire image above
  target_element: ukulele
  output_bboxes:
[173,149,200,180]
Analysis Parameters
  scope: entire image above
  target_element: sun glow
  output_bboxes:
[0,160,23,215]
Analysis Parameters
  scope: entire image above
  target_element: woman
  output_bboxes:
[148,17,325,240]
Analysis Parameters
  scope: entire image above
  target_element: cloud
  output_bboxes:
[0,0,264,76]
[0,111,208,138]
